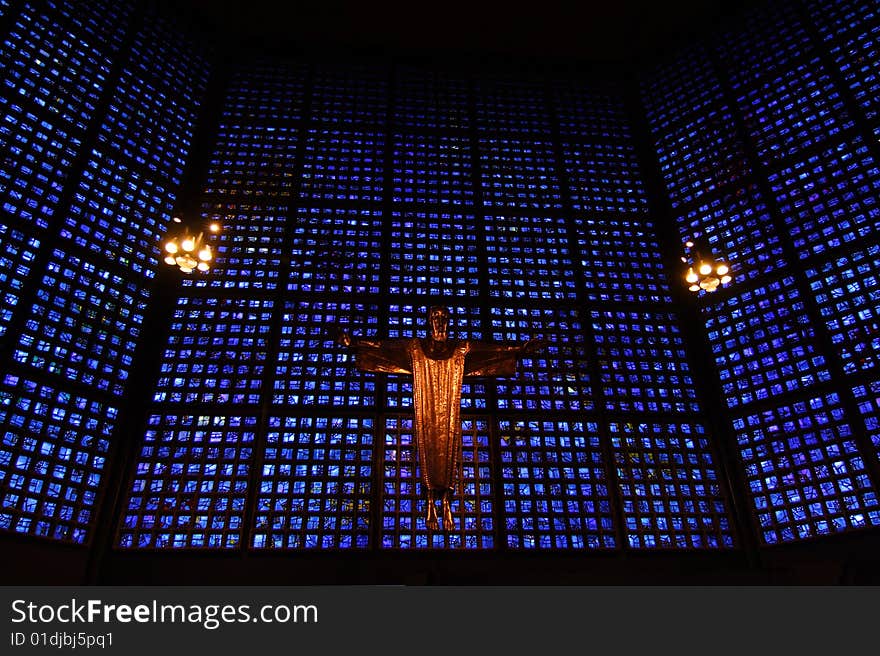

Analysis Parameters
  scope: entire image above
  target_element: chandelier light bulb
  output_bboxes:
[700,277,720,292]
[176,253,197,268]
[682,238,733,294]
[162,220,217,274]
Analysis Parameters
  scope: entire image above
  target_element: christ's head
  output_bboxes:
[427,305,450,342]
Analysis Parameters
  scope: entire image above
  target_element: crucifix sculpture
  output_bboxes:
[335,305,544,531]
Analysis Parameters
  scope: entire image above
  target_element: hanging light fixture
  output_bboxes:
[681,236,733,293]
[162,216,221,274]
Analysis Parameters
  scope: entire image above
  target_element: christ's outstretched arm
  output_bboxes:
[333,327,413,375]
[464,337,547,377]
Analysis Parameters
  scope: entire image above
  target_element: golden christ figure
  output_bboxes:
[335,306,544,531]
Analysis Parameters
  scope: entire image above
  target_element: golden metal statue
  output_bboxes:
[335,306,544,531]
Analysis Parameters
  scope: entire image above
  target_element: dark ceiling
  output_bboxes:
[178,0,762,64]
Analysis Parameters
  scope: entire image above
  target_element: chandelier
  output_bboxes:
[681,237,733,293]
[162,217,220,273]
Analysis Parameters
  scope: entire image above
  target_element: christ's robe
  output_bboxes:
[352,337,520,492]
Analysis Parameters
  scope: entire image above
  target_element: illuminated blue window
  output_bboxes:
[117,414,257,549]
[485,214,577,301]
[703,279,831,409]
[153,297,273,405]
[289,206,383,294]
[253,416,373,550]
[57,10,208,278]
[680,184,786,285]
[274,301,379,408]
[642,46,751,208]
[609,421,735,549]
[806,245,880,375]
[61,151,169,278]
[311,64,387,126]
[592,310,700,414]
[808,0,880,138]
[51,0,132,54]
[552,81,631,140]
[204,124,299,197]
[97,11,209,188]
[733,394,880,545]
[388,210,481,298]
[0,374,116,544]
[183,204,285,291]
[381,416,493,549]
[385,304,484,411]
[13,249,148,397]
[222,61,308,124]
[475,78,551,135]
[491,307,592,411]
[393,67,469,130]
[0,0,127,227]
[769,136,880,260]
[0,224,40,338]
[717,2,854,165]
[852,380,880,457]
[574,216,671,304]
[500,419,614,550]
[299,128,384,203]
[479,137,562,210]
[392,133,473,206]
[563,141,648,214]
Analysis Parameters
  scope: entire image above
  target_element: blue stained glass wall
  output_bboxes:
[853,380,880,459]
[388,210,481,298]
[0,1,211,545]
[806,245,880,376]
[485,214,577,301]
[274,301,379,408]
[254,415,374,550]
[0,374,116,544]
[117,413,257,549]
[393,67,469,130]
[0,1,129,229]
[117,60,291,550]
[551,68,735,553]
[608,420,734,549]
[0,224,40,338]
[13,249,150,397]
[807,0,880,139]
[733,394,879,544]
[573,215,671,304]
[499,418,615,550]
[642,0,880,545]
[11,0,879,560]
[113,53,735,554]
